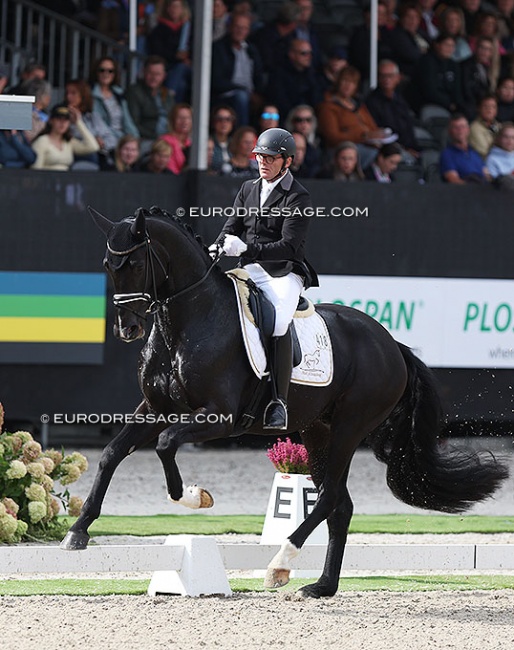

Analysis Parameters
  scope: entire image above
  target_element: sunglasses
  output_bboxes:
[293,116,313,122]
[99,67,115,73]
[261,112,279,120]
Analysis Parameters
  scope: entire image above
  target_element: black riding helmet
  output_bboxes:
[253,127,296,160]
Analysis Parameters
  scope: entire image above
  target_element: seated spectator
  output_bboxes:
[112,135,141,172]
[410,35,466,116]
[266,38,323,119]
[469,12,506,90]
[438,6,472,62]
[140,139,175,173]
[210,104,236,173]
[65,78,115,169]
[461,36,496,117]
[317,141,364,181]
[259,105,280,133]
[127,56,175,153]
[459,0,483,37]
[290,131,310,177]
[8,62,46,95]
[212,0,230,43]
[0,130,36,168]
[221,126,259,178]
[469,94,501,158]
[365,60,420,159]
[31,105,99,171]
[90,57,139,145]
[363,142,403,182]
[497,0,514,51]
[293,0,322,71]
[386,2,429,79]
[317,66,387,169]
[416,0,439,43]
[384,0,399,29]
[212,12,265,127]
[285,104,321,177]
[250,2,300,75]
[496,77,514,121]
[439,113,487,183]
[320,46,348,98]
[159,103,192,174]
[146,0,192,102]
[349,2,392,84]
[485,121,514,178]
[22,78,52,143]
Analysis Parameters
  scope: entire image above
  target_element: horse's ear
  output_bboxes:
[88,206,114,236]
[131,207,146,241]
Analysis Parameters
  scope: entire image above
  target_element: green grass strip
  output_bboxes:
[3,575,514,597]
[58,514,514,538]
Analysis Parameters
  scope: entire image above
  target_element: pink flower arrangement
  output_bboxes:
[266,437,310,474]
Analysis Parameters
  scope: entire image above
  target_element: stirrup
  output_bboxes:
[263,398,288,430]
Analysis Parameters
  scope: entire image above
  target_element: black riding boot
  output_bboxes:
[263,330,292,430]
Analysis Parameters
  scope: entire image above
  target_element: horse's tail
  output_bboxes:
[367,343,509,513]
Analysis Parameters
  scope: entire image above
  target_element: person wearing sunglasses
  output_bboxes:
[285,105,321,177]
[91,57,139,146]
[259,105,280,132]
[212,127,319,430]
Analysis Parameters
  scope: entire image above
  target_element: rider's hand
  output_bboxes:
[208,243,221,260]
[222,234,247,257]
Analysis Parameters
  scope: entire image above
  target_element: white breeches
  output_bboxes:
[244,263,303,336]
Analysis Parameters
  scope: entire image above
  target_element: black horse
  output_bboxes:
[62,206,508,598]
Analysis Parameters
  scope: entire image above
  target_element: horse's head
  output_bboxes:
[90,206,169,342]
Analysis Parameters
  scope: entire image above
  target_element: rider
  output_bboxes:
[213,127,318,430]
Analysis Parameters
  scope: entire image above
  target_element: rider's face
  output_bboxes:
[257,154,290,180]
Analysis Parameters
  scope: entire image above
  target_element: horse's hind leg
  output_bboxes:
[61,402,165,550]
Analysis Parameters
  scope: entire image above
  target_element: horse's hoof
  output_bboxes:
[60,530,90,550]
[198,487,214,508]
[169,484,214,509]
[264,568,290,589]
[297,582,336,599]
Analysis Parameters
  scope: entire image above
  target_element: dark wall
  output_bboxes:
[1,170,513,438]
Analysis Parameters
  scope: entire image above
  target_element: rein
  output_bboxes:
[109,234,222,318]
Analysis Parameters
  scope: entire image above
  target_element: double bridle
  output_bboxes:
[108,233,221,319]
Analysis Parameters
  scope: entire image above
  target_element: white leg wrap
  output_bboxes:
[268,540,300,570]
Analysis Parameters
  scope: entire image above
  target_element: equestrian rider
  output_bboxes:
[213,127,318,430]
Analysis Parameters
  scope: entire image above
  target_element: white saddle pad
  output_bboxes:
[227,271,333,387]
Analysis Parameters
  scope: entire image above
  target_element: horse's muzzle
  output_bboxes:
[113,314,146,342]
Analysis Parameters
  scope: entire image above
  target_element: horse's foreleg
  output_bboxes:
[61,402,164,550]
[155,406,233,509]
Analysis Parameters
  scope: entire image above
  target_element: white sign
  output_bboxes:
[307,275,514,369]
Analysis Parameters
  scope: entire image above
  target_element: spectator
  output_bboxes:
[266,38,323,119]
[461,37,496,117]
[31,104,99,171]
[213,0,230,42]
[221,125,259,178]
[410,35,466,115]
[317,141,364,181]
[459,0,484,36]
[384,0,399,29]
[65,78,115,169]
[365,60,420,159]
[497,0,514,50]
[22,78,52,143]
[112,134,141,172]
[0,130,36,168]
[416,0,440,43]
[496,76,514,121]
[285,104,321,177]
[90,57,139,145]
[469,94,501,157]
[147,0,192,102]
[317,66,386,169]
[363,142,403,182]
[469,12,506,90]
[250,2,300,74]
[320,46,348,98]
[210,104,236,173]
[259,105,280,133]
[439,113,487,183]
[8,62,46,95]
[438,6,472,62]
[159,103,192,174]
[140,139,175,173]
[348,2,392,84]
[386,3,429,79]
[127,56,174,153]
[485,121,514,178]
[290,131,310,177]
[293,0,322,71]
[211,12,265,127]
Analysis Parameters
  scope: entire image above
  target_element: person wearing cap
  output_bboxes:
[212,127,318,430]
[31,104,99,171]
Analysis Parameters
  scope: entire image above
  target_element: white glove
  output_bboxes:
[222,234,248,257]
[208,243,220,260]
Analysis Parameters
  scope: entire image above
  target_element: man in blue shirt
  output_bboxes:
[440,114,487,183]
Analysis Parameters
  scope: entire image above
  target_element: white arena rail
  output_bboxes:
[1,536,514,597]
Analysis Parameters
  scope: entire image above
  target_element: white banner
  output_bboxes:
[307,275,514,369]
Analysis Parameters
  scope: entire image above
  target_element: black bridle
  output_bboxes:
[108,234,222,319]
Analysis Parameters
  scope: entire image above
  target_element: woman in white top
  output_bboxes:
[31,105,99,171]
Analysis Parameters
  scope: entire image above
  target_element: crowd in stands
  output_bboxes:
[1,0,514,186]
